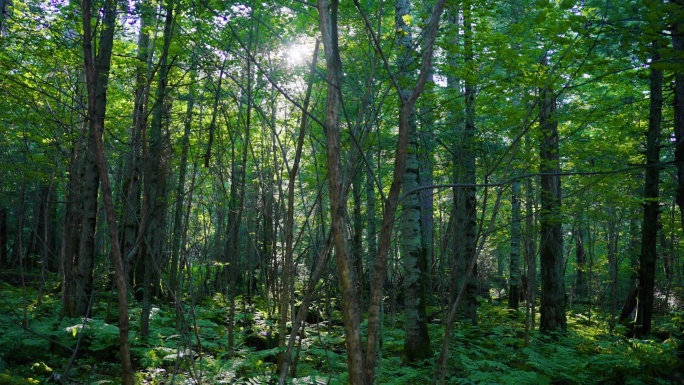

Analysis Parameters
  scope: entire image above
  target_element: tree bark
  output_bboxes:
[80,0,134,383]
[461,4,478,325]
[509,181,522,310]
[538,57,566,333]
[574,223,588,302]
[637,40,663,338]
[170,60,196,296]
[359,0,447,380]
[141,0,174,338]
[121,0,152,292]
[317,1,365,383]
[394,0,431,363]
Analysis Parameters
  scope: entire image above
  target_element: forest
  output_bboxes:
[0,0,683,383]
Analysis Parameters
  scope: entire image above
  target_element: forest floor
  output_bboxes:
[0,275,682,384]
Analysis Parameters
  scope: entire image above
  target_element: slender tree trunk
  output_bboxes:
[278,39,319,378]
[80,0,134,382]
[628,212,640,286]
[607,213,619,330]
[352,170,364,295]
[461,4,478,324]
[317,2,365,382]
[62,129,85,317]
[121,2,152,291]
[141,0,174,338]
[575,223,588,302]
[393,0,431,363]
[525,134,538,339]
[359,0,446,380]
[637,40,663,338]
[170,60,196,296]
[75,124,99,316]
[509,181,522,310]
[227,58,252,353]
[538,57,566,333]
[0,204,7,267]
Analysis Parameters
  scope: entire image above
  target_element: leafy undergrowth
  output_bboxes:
[1,281,682,384]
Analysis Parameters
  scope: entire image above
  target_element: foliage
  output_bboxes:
[0,280,682,384]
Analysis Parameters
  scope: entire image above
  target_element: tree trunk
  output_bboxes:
[141,0,174,338]
[575,223,588,302]
[80,0,134,383]
[121,1,152,292]
[449,4,478,325]
[0,204,7,267]
[637,40,663,338]
[525,133,538,338]
[509,181,522,310]
[394,0,431,363]
[538,58,566,333]
[317,1,365,382]
[278,39,319,377]
[170,60,197,296]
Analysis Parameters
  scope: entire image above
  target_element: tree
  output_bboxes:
[509,181,522,310]
[317,1,365,382]
[80,0,134,382]
[538,54,566,334]
[637,38,663,338]
[395,0,431,363]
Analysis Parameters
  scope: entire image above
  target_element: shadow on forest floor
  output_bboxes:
[0,278,682,384]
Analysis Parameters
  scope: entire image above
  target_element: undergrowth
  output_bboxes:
[0,280,682,384]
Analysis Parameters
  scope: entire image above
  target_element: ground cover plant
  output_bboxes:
[1,275,681,384]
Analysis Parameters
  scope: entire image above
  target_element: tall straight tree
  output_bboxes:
[80,0,134,382]
[357,0,447,380]
[637,39,663,338]
[538,55,566,333]
[317,1,365,382]
[120,0,153,290]
[509,181,522,310]
[140,0,174,338]
[460,2,478,324]
[395,0,431,363]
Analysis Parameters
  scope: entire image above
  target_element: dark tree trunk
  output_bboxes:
[575,224,588,302]
[0,205,7,267]
[461,6,478,326]
[538,61,566,333]
[121,1,152,291]
[637,40,663,338]
[62,132,85,317]
[525,134,538,338]
[140,0,174,338]
[317,1,365,382]
[80,0,134,383]
[170,60,197,296]
[509,181,522,310]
